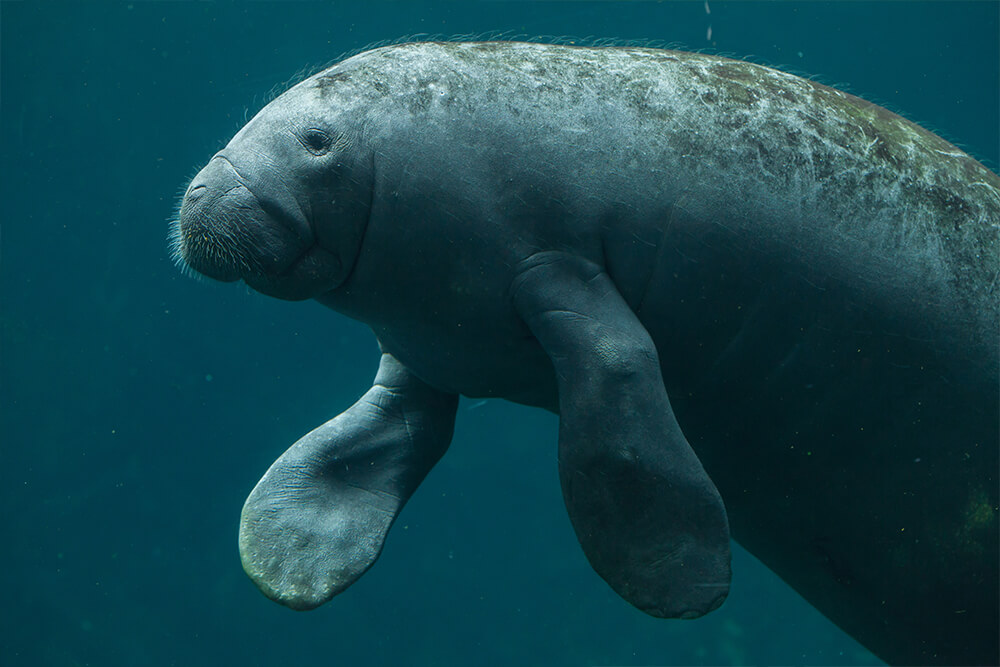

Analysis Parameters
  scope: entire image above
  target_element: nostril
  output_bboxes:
[186,184,208,199]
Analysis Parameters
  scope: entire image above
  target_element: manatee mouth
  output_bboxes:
[172,154,331,298]
[172,180,257,283]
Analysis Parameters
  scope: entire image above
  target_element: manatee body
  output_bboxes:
[174,42,999,666]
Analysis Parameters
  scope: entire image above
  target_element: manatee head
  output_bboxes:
[172,74,373,300]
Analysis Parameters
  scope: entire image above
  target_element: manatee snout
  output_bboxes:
[174,155,266,282]
[173,153,320,297]
[173,160,248,282]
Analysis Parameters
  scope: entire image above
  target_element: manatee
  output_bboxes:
[172,42,999,666]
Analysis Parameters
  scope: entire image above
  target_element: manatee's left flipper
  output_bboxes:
[238,351,458,610]
[511,251,731,619]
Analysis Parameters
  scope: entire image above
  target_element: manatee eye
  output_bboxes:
[299,128,332,156]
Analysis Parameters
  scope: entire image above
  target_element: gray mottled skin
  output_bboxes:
[174,42,999,666]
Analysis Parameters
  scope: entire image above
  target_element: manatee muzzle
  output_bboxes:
[176,154,312,284]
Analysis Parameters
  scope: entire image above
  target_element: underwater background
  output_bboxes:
[2,2,997,666]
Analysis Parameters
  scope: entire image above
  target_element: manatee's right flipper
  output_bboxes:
[238,352,458,610]
[511,251,731,619]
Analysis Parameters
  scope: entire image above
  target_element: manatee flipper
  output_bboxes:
[238,351,458,610]
[511,251,731,618]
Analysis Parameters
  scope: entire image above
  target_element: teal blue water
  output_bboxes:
[2,2,996,665]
